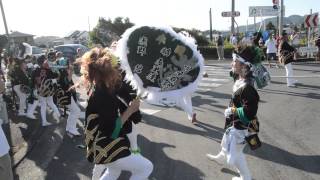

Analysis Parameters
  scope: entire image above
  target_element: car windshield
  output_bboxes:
[32,47,42,54]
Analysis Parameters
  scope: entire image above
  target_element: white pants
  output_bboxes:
[39,96,60,124]
[27,100,38,116]
[218,127,252,180]
[27,90,39,116]
[217,46,224,60]
[66,97,80,133]
[284,63,296,86]
[95,154,153,180]
[13,85,27,114]
[176,95,193,121]
[92,123,140,180]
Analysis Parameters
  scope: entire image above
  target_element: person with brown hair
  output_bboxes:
[81,48,153,180]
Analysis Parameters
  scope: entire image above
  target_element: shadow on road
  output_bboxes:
[138,136,206,180]
[246,142,320,174]
[259,88,320,100]
[143,114,224,143]
[45,133,92,180]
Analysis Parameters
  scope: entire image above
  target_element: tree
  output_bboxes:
[266,21,276,31]
[172,27,209,46]
[89,17,134,47]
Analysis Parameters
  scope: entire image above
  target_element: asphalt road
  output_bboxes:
[15,62,320,180]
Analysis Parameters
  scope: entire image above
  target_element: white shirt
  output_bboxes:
[265,38,277,54]
[0,124,10,157]
[231,36,238,46]
[291,34,299,45]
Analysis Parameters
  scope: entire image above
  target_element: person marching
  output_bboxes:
[207,46,261,180]
[11,59,31,116]
[81,48,153,180]
[279,32,298,87]
[35,58,60,126]
[56,57,81,136]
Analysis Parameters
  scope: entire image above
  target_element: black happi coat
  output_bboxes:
[229,82,260,130]
[279,40,295,65]
[10,67,30,87]
[85,82,141,164]
[34,68,59,97]
[55,69,76,105]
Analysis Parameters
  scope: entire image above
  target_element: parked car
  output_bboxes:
[32,46,45,59]
[54,44,89,74]
[54,44,89,63]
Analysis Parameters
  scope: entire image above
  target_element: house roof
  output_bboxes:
[10,31,34,37]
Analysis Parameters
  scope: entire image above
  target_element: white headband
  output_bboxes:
[232,53,251,66]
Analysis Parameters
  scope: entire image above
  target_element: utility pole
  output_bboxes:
[279,0,284,36]
[307,9,312,58]
[231,0,235,34]
[0,0,9,36]
[209,8,213,42]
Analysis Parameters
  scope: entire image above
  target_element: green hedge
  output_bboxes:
[198,46,269,60]
[198,46,235,59]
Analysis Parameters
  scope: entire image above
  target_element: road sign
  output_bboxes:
[304,13,318,28]
[221,11,240,17]
[298,46,318,57]
[272,0,279,5]
[249,6,283,17]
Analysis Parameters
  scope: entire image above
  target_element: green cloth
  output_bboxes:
[236,107,250,125]
[111,117,122,139]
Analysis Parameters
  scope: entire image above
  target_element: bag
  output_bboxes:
[252,63,271,89]
[245,134,262,150]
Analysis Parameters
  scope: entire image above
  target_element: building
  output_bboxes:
[9,31,35,45]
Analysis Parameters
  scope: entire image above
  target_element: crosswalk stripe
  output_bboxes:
[196,87,212,91]
[202,78,229,82]
[198,82,222,87]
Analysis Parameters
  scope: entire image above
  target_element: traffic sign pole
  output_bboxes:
[279,0,284,37]
[231,0,235,34]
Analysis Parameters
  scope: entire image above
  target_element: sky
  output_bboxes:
[0,0,318,37]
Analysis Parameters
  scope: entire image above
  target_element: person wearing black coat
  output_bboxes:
[82,48,153,180]
[207,46,261,180]
[279,32,298,87]
[11,60,30,116]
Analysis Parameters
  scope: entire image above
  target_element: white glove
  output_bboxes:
[224,107,233,117]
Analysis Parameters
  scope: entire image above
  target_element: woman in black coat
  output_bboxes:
[81,48,153,180]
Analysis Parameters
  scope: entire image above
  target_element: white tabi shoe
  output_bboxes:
[53,113,60,121]
[26,114,37,120]
[42,121,52,127]
[206,153,225,165]
[17,112,26,116]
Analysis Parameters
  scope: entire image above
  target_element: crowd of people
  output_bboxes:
[216,30,308,87]
[0,29,318,180]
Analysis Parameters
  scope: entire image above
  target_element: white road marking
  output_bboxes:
[202,78,230,82]
[199,82,222,87]
[271,75,320,78]
[140,108,162,115]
